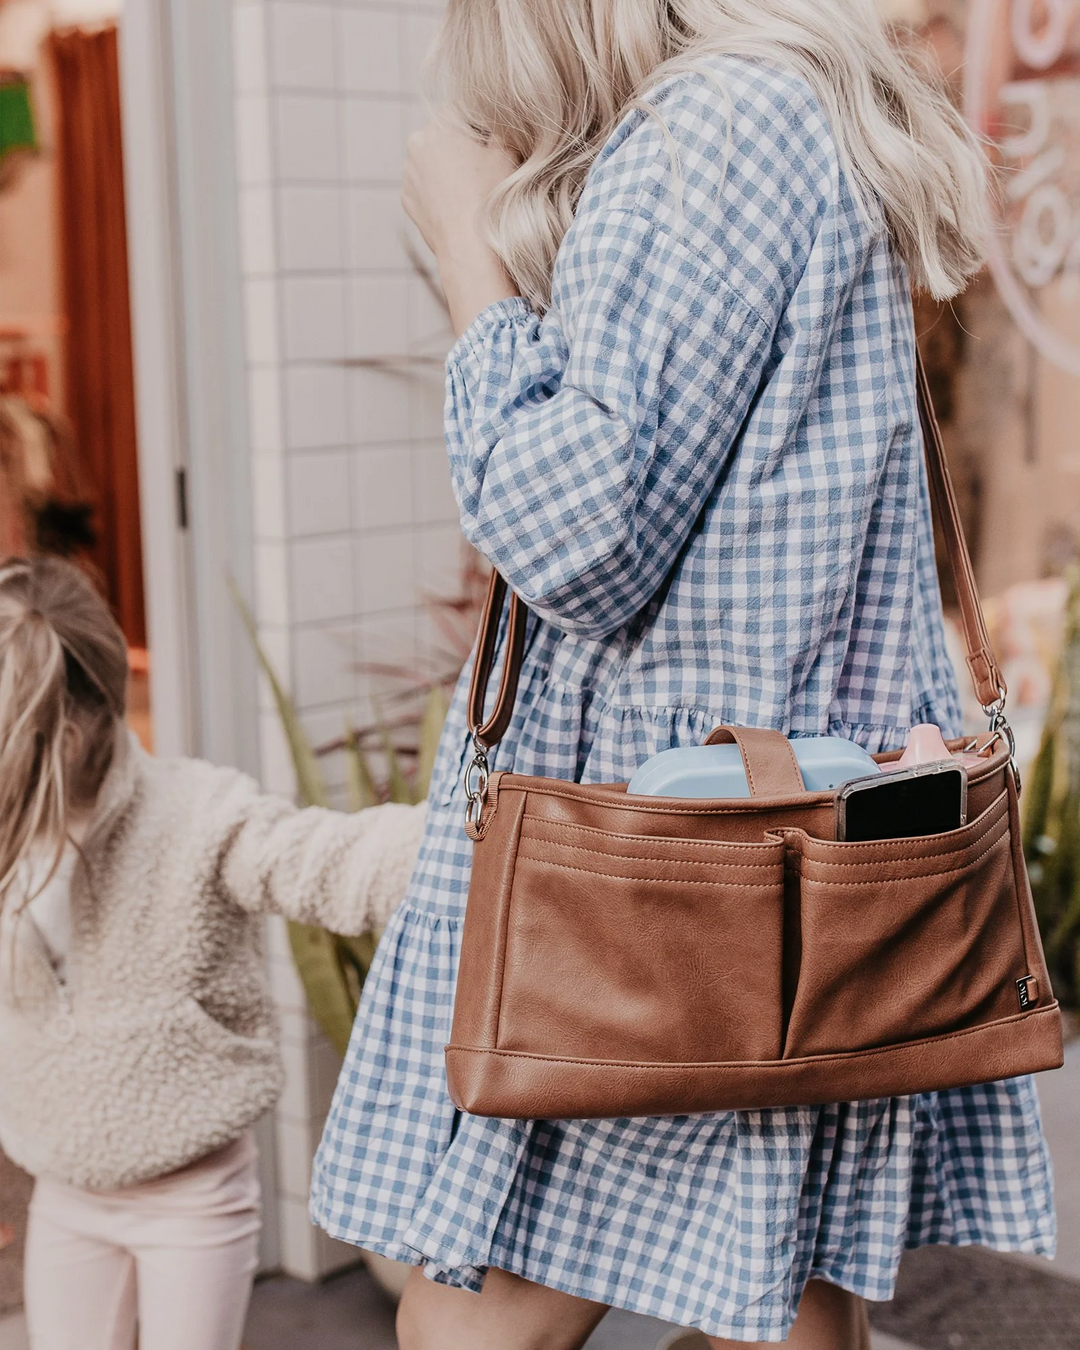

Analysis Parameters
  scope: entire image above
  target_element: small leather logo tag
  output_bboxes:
[1016,976,1038,1010]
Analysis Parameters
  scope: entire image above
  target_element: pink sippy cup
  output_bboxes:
[887,724,986,771]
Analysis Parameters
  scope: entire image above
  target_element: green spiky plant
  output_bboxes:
[1023,566,1080,1012]
[232,583,449,1054]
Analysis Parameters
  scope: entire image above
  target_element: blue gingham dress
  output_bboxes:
[312,57,1054,1341]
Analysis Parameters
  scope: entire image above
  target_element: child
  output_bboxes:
[0,556,427,1350]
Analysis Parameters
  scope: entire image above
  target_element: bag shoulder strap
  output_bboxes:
[914,353,1004,710]
[468,349,1006,750]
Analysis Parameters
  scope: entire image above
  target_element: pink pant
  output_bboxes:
[24,1132,261,1350]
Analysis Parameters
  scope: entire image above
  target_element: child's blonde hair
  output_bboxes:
[0,557,128,910]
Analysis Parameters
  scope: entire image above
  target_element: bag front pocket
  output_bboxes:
[782,791,1027,1060]
[494,816,787,1065]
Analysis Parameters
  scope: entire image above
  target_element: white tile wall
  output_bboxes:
[244,277,281,365]
[254,541,291,627]
[238,186,277,274]
[281,276,348,359]
[346,186,409,271]
[233,0,454,1281]
[235,96,274,184]
[248,365,285,452]
[293,623,358,707]
[285,364,349,448]
[341,96,405,181]
[274,94,340,182]
[269,3,336,91]
[287,449,352,535]
[279,187,345,271]
[252,452,288,539]
[347,365,412,444]
[234,3,269,94]
[355,527,417,613]
[347,274,411,357]
[336,9,401,94]
[289,536,355,622]
[351,444,414,530]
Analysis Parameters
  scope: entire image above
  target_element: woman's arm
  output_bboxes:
[444,217,776,641]
[220,792,427,934]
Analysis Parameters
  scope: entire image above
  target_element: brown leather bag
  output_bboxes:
[445,358,1064,1119]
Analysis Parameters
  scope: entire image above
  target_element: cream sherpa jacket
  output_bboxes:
[0,730,426,1191]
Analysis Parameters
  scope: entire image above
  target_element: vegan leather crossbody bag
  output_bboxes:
[445,356,1064,1119]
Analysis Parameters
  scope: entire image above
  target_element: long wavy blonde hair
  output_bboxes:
[431,0,989,309]
[0,557,127,916]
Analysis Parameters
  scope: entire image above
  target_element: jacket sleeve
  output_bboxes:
[220,790,427,934]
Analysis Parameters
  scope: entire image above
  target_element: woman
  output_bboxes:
[311,2,1055,1345]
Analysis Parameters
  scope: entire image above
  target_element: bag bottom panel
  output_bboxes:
[445,1003,1064,1119]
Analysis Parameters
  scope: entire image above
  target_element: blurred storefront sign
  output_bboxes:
[965,0,1080,372]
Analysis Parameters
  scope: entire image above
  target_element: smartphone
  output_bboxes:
[836,761,967,842]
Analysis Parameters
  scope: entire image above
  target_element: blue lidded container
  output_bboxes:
[626,736,880,799]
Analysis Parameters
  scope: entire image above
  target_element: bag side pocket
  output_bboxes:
[496,819,788,1065]
[781,791,1025,1059]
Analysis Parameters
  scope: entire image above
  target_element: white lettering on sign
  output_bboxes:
[965,0,1080,373]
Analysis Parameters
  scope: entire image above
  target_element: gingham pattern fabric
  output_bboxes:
[311,58,1055,1341]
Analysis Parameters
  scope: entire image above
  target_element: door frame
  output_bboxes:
[119,0,260,772]
[119,0,277,1268]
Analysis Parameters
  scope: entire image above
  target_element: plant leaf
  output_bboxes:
[374,698,413,805]
[286,922,358,1057]
[229,578,328,809]
[416,685,449,800]
[344,719,380,812]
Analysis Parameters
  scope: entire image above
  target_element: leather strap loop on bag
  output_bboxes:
[468,347,1006,749]
[703,725,806,796]
[467,569,528,750]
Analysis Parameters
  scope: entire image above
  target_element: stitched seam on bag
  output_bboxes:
[446,1003,1058,1069]
[792,813,1009,870]
[521,817,788,853]
[514,784,825,814]
[518,839,784,874]
[740,739,757,795]
[792,833,1010,887]
[503,758,1010,806]
[1006,781,1035,974]
[518,851,781,879]
[789,793,1009,863]
[493,794,527,1052]
[781,736,804,792]
[518,856,783,887]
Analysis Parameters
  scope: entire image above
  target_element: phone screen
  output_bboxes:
[838,766,967,842]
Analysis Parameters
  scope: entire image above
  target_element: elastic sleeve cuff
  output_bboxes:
[447,296,535,370]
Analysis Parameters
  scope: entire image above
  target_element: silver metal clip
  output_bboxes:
[463,737,491,837]
[981,687,1020,795]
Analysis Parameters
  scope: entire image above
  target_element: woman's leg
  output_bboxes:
[399,1267,870,1350]
[396,1265,611,1350]
[707,1280,871,1349]
[24,1178,138,1350]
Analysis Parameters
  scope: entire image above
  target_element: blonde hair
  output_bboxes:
[432,0,990,309]
[0,557,127,915]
